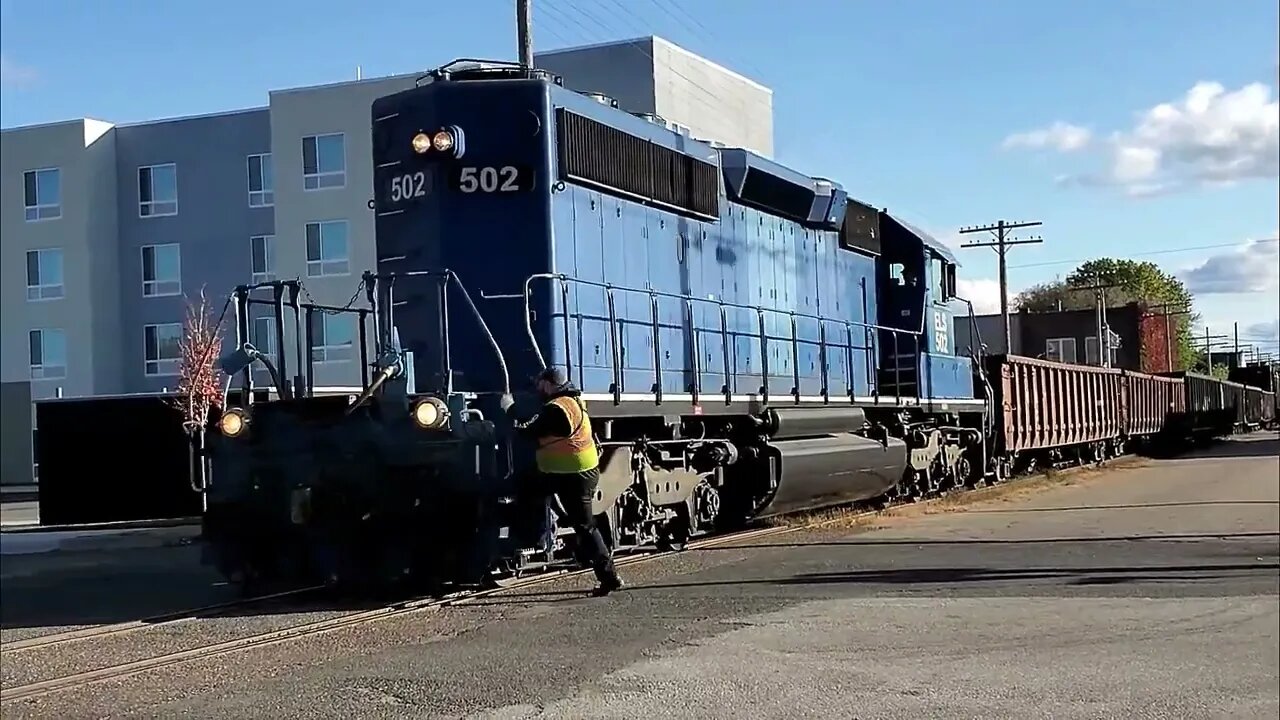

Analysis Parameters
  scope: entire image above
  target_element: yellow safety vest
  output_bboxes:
[534,396,600,473]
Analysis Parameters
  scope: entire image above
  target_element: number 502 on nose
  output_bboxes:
[449,165,534,193]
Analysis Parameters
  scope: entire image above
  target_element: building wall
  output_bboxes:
[113,109,274,393]
[650,36,773,157]
[1017,304,1142,368]
[537,36,774,157]
[954,312,1021,356]
[84,122,124,395]
[267,74,419,389]
[535,40,658,117]
[0,382,33,487]
[1137,311,1178,374]
[1,119,118,399]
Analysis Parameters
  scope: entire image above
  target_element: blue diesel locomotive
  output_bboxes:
[200,61,992,592]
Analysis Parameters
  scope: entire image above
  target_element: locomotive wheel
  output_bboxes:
[955,456,974,488]
[656,517,690,552]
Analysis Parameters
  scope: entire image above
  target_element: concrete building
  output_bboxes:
[0,36,774,486]
[536,36,774,157]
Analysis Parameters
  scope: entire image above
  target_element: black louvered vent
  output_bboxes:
[738,170,814,223]
[555,108,719,219]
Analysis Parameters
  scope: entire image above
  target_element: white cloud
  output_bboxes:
[1001,122,1092,152]
[1181,234,1280,295]
[0,54,38,89]
[1016,79,1279,196]
[955,278,1005,315]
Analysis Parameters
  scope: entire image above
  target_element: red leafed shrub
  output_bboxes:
[1137,309,1176,374]
[172,288,225,433]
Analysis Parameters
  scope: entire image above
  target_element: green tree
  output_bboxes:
[1014,258,1201,370]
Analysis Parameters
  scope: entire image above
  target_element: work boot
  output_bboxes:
[592,571,624,596]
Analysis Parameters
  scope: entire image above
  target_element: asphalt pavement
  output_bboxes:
[3,432,1277,719]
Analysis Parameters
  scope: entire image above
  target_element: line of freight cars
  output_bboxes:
[985,354,1276,477]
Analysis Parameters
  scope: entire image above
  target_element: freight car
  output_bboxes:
[1159,371,1248,440]
[983,354,1125,475]
[1230,364,1279,429]
[193,59,1273,595]
[981,357,1201,471]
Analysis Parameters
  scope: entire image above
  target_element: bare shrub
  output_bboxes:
[172,287,226,433]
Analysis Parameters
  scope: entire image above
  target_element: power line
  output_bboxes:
[1009,238,1280,269]
[957,219,1044,354]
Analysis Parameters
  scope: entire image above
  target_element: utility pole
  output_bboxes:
[517,0,533,68]
[1074,278,1121,366]
[958,219,1043,355]
[1233,321,1240,369]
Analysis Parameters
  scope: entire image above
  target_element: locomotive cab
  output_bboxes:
[874,214,975,400]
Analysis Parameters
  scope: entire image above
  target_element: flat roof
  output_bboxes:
[3,105,270,134]
[538,35,771,95]
[267,71,422,97]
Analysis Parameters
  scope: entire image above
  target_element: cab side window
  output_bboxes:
[930,257,946,304]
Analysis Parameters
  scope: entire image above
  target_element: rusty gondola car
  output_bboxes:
[1121,369,1187,449]
[1159,371,1245,440]
[984,354,1127,474]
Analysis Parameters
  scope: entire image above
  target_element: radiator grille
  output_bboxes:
[555,108,719,219]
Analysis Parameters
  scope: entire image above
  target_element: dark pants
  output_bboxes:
[529,468,617,582]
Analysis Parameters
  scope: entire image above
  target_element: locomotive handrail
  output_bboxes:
[230,280,310,403]
[366,269,512,395]
[521,273,924,406]
[952,296,994,433]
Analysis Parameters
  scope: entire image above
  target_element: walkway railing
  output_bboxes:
[520,273,926,406]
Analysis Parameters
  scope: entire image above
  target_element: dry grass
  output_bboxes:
[769,455,1151,532]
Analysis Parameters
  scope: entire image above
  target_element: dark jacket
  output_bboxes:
[509,385,584,442]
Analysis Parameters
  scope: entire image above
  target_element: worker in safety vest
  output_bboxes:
[500,367,624,596]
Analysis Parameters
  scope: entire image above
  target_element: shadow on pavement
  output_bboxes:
[0,544,415,632]
[703,531,1280,551]
[1180,434,1279,460]
[462,559,1280,607]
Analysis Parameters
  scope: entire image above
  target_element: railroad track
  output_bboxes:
[0,586,325,654]
[0,521,806,704]
[0,458,1130,705]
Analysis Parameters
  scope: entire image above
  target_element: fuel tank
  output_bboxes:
[767,407,867,439]
[751,434,908,518]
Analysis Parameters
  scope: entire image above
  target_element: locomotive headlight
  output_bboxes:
[219,408,249,437]
[411,396,450,430]
[431,130,455,152]
[411,132,432,154]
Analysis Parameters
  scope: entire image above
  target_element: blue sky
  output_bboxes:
[3,0,1277,354]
